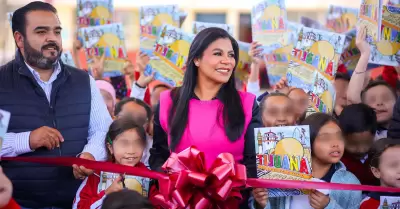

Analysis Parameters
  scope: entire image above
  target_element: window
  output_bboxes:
[195,13,226,24]
[239,13,252,42]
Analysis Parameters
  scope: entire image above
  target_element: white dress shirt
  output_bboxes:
[0,62,112,161]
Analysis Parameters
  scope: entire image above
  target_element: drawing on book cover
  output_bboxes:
[0,109,11,151]
[311,71,336,113]
[235,41,252,82]
[79,23,127,77]
[255,125,312,197]
[251,0,287,53]
[264,45,292,85]
[179,11,188,27]
[61,51,76,67]
[292,26,346,80]
[357,0,383,43]
[326,5,359,33]
[139,5,180,56]
[286,61,316,93]
[380,196,400,209]
[192,21,234,35]
[144,24,194,87]
[341,33,360,71]
[368,5,400,66]
[389,0,400,5]
[98,172,150,197]
[77,0,113,28]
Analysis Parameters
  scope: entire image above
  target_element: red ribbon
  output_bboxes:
[152,147,246,209]
[3,146,400,209]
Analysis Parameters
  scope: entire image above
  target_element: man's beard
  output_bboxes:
[24,40,61,70]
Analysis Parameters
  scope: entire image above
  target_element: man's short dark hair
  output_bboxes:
[360,80,397,102]
[12,1,57,36]
[101,190,153,209]
[114,98,152,120]
[339,103,377,135]
[335,72,350,82]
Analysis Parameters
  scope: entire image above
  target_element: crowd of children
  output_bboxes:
[2,2,400,209]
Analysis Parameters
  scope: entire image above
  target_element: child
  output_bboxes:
[287,88,309,123]
[339,103,379,186]
[360,81,397,140]
[73,118,158,209]
[114,98,153,166]
[259,92,297,127]
[252,113,362,209]
[96,80,117,118]
[360,138,400,209]
[333,72,350,118]
[101,190,153,209]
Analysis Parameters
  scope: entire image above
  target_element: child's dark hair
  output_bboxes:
[301,113,340,152]
[114,98,152,121]
[106,118,147,162]
[101,190,153,209]
[370,138,400,168]
[338,103,377,135]
[335,72,351,82]
[360,80,397,102]
[259,92,289,112]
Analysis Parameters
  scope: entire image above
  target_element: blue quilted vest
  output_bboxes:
[0,52,91,208]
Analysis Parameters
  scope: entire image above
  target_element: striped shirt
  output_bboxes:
[0,62,112,161]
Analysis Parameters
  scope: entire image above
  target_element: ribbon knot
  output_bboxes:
[153,147,247,209]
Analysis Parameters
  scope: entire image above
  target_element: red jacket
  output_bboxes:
[340,152,379,186]
[73,162,159,209]
[1,199,20,209]
[360,196,379,209]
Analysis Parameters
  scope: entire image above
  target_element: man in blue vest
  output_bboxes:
[0,1,112,208]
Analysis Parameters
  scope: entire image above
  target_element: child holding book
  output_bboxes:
[101,190,154,209]
[360,138,400,209]
[73,118,159,209]
[252,113,362,209]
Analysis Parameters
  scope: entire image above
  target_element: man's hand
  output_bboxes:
[29,126,64,150]
[73,152,95,180]
[309,190,330,209]
[105,175,123,195]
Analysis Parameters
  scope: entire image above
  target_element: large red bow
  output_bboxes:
[153,147,247,209]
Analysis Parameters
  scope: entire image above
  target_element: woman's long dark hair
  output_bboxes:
[168,27,245,151]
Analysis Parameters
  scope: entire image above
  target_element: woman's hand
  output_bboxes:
[253,188,268,209]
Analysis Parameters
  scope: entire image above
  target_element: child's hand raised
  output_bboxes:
[355,25,370,55]
[308,190,330,209]
[274,76,290,94]
[252,188,268,209]
[249,42,263,64]
[89,49,105,80]
[136,52,154,88]
[105,176,124,195]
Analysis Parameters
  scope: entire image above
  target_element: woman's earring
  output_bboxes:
[195,62,199,67]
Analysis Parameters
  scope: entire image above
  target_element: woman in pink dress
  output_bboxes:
[150,28,262,209]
